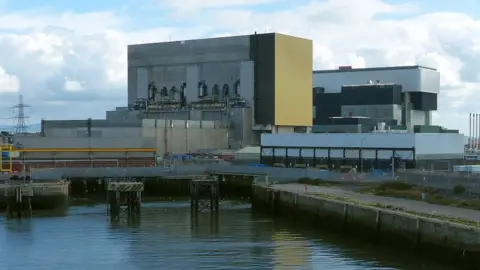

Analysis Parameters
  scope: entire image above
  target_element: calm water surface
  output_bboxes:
[0,201,457,270]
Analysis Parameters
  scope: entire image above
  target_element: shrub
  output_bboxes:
[297,177,315,185]
[453,184,466,195]
[375,181,414,192]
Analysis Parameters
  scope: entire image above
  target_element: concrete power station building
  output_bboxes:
[12,33,313,159]
[260,66,466,170]
[312,65,441,133]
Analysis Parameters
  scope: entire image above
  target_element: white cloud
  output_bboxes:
[64,79,84,92]
[158,0,282,15]
[0,0,479,134]
[0,66,19,93]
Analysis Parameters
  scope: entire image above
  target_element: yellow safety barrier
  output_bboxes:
[0,144,13,173]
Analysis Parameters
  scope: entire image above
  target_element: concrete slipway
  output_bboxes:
[252,183,480,269]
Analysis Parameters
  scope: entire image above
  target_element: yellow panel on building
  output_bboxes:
[274,33,313,127]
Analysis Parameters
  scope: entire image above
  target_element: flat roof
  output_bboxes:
[128,32,309,47]
[313,65,437,74]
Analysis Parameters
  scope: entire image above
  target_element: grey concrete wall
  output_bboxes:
[128,35,251,67]
[128,35,251,104]
[252,185,480,263]
[106,110,143,121]
[43,118,142,129]
[142,118,229,154]
[44,127,142,137]
[230,107,257,146]
[142,127,229,154]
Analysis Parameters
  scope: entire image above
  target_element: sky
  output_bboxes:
[0,0,479,134]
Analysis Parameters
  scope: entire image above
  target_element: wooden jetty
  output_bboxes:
[106,179,144,218]
[190,175,220,212]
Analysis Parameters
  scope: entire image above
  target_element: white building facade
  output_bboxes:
[260,132,465,171]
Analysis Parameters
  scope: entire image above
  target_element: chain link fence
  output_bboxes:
[396,171,480,194]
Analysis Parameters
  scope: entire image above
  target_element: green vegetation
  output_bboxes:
[297,177,342,187]
[453,184,466,195]
[360,182,480,211]
[307,192,480,228]
[296,177,480,212]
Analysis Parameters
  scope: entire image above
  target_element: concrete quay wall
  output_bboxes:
[252,184,480,268]
[0,181,70,211]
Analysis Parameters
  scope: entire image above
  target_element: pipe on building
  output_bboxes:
[470,113,473,149]
[475,114,478,150]
[40,119,45,137]
[87,118,92,137]
[474,114,476,150]
[469,113,471,149]
[475,114,480,149]
[472,114,475,150]
[472,113,478,149]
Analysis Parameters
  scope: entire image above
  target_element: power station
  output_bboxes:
[0,32,470,173]
[7,33,314,164]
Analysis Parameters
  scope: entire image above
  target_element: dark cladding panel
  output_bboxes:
[341,84,402,106]
[410,92,437,110]
[313,87,325,94]
[314,92,341,124]
[391,85,403,104]
[330,117,397,127]
[249,33,275,124]
[312,87,325,105]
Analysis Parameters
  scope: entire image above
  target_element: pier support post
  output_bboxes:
[106,180,143,220]
[5,182,33,219]
[190,175,219,213]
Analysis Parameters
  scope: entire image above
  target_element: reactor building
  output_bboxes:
[11,33,314,159]
[126,32,313,139]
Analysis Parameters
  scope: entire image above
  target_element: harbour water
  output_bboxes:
[0,201,457,270]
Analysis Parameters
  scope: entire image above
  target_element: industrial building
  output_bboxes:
[258,65,465,171]
[312,66,450,133]
[127,32,313,141]
[260,132,466,171]
[2,34,468,173]
[7,32,314,163]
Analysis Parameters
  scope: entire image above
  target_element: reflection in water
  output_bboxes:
[0,201,459,270]
[4,219,33,234]
[190,212,219,237]
[272,230,311,270]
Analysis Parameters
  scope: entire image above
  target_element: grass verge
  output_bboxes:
[296,178,480,212]
[306,192,480,228]
[359,182,480,211]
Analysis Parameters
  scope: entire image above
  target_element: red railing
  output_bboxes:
[8,158,155,172]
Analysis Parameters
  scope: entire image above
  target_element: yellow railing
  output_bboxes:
[0,144,13,173]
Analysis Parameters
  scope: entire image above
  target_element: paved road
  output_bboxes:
[270,183,480,222]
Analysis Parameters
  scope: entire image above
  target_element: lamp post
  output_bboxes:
[392,157,395,179]
[360,137,366,173]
